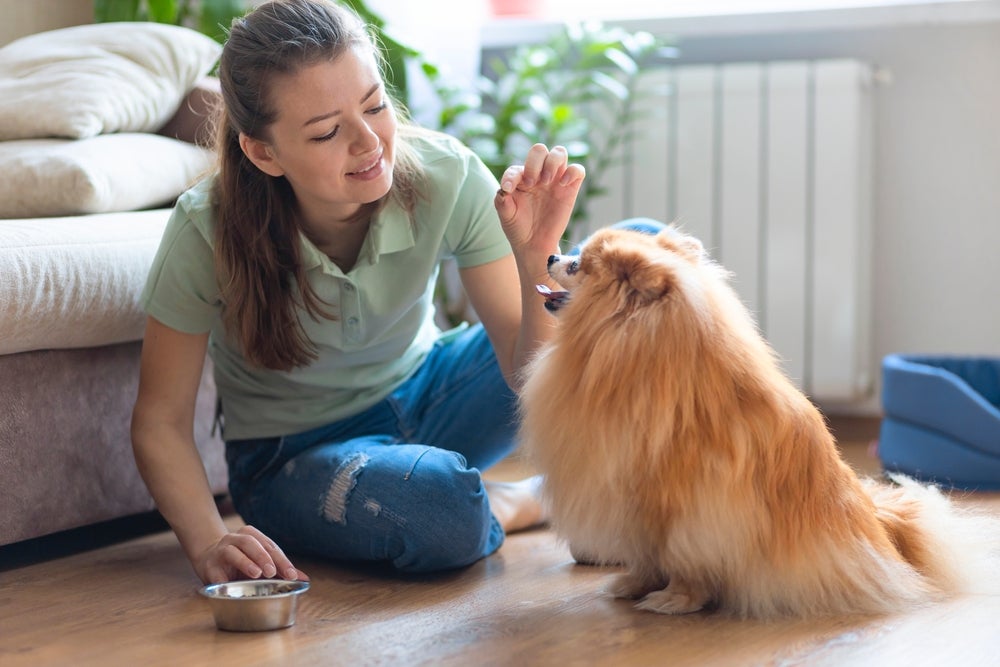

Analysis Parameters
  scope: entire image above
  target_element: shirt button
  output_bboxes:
[344,283,355,292]
[347,317,359,327]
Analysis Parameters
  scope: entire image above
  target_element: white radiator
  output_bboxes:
[585,59,875,403]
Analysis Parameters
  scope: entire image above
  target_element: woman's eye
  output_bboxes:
[313,126,339,142]
[311,102,386,142]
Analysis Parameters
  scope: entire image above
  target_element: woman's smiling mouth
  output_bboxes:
[348,149,385,180]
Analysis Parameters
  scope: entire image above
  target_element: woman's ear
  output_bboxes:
[239,133,285,177]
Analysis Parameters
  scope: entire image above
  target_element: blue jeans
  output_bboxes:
[225,323,517,573]
[225,218,668,574]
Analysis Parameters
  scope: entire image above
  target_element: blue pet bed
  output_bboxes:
[879,354,1000,491]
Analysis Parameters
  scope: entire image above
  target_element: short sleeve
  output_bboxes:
[444,147,512,269]
[140,202,220,334]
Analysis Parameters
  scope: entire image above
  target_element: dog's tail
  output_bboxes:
[866,474,1000,598]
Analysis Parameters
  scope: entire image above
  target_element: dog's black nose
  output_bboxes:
[547,254,559,267]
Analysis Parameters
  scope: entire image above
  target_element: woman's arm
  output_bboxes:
[461,144,585,389]
[131,316,305,583]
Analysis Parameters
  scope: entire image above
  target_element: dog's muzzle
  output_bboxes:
[538,254,575,313]
[536,283,570,313]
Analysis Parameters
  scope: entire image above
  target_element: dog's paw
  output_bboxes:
[609,571,664,599]
[635,581,711,615]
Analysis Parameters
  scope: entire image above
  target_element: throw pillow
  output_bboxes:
[0,134,214,218]
[0,22,222,141]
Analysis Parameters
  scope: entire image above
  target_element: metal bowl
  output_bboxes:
[199,579,310,632]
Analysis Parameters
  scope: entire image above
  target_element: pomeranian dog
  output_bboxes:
[519,225,996,619]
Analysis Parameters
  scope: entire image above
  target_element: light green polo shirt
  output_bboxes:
[142,132,511,440]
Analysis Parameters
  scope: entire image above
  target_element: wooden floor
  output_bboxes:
[3,418,1000,666]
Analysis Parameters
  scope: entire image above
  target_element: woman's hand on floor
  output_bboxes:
[194,524,308,584]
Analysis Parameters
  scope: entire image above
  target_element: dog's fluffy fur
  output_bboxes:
[519,226,997,619]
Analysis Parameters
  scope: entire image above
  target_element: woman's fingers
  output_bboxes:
[538,145,569,185]
[203,561,231,585]
[200,525,306,583]
[520,143,548,187]
[222,541,268,578]
[561,163,586,187]
[500,145,578,194]
[240,525,303,580]
[499,164,523,194]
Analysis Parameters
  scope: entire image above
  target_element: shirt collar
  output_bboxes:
[297,201,415,271]
[366,203,415,263]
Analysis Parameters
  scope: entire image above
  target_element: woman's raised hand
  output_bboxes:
[493,144,585,255]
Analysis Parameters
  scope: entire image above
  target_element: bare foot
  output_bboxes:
[485,475,547,533]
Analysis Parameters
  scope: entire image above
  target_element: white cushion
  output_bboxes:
[0,22,222,140]
[0,209,171,354]
[0,133,213,218]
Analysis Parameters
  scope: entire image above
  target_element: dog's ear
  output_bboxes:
[611,253,675,302]
[656,227,704,262]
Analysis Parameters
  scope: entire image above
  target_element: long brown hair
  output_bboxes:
[213,0,426,371]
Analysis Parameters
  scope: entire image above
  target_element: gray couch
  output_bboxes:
[0,80,227,547]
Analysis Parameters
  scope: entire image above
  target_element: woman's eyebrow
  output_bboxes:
[302,83,381,128]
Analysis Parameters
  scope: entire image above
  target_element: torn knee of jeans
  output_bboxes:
[321,453,369,525]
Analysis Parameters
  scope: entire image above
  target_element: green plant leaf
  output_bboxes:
[603,47,638,76]
[525,49,554,70]
[564,140,589,158]
[339,0,385,29]
[590,71,629,101]
[551,104,573,125]
[94,0,141,22]
[420,62,440,79]
[527,94,552,118]
[197,0,248,42]
[147,0,179,23]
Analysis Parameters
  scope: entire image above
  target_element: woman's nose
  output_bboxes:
[351,122,379,153]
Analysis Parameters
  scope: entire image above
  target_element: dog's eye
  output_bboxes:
[566,260,580,275]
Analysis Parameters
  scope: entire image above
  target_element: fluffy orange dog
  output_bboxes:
[519,225,995,619]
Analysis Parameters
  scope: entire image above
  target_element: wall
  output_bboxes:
[366,0,489,129]
[483,4,1000,414]
[0,0,92,46]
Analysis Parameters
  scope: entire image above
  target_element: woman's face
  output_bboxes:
[246,45,397,225]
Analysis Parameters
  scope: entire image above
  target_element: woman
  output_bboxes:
[131,0,584,584]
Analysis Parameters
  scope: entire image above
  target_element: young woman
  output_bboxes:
[131,0,584,584]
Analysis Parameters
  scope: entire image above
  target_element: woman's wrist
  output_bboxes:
[170,506,231,564]
[513,246,560,287]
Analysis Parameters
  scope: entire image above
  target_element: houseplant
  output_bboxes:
[427,21,676,242]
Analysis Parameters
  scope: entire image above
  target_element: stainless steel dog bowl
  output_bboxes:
[199,579,310,632]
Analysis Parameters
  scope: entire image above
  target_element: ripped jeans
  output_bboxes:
[224,323,518,573]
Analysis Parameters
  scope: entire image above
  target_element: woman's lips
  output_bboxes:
[348,150,385,181]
